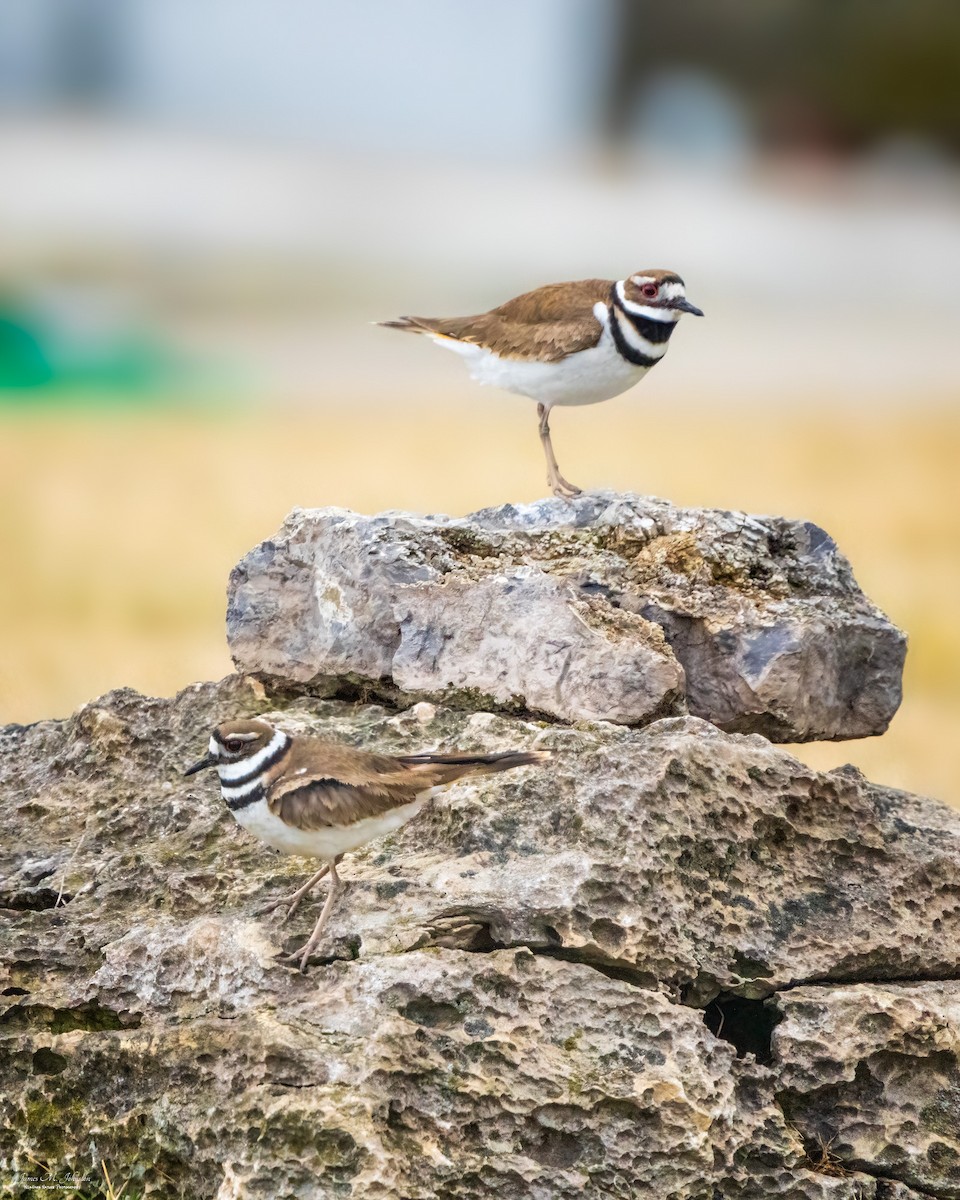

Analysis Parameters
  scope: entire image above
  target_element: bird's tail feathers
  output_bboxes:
[398,748,552,785]
[378,315,434,335]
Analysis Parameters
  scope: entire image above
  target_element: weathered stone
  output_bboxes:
[774,982,960,1198]
[0,944,881,1200]
[392,571,684,724]
[226,493,905,741]
[0,677,954,1197]
[5,679,957,1002]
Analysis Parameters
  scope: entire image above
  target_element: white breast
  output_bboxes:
[431,304,650,408]
[226,791,430,860]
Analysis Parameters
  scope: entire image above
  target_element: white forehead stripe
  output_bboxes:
[208,736,219,757]
[216,729,288,782]
[624,278,685,301]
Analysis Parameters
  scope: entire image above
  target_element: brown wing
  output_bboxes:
[267,774,421,830]
[266,741,424,830]
[266,739,550,831]
[382,278,613,363]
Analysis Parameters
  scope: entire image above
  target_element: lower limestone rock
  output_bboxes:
[774,982,960,1198]
[1,944,884,1200]
[1,675,957,1197]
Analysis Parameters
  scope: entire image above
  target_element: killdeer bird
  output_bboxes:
[381,269,703,497]
[184,719,550,972]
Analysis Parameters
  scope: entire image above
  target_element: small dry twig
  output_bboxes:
[805,1132,851,1178]
[56,819,93,907]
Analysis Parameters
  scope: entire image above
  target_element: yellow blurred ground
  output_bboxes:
[0,394,957,804]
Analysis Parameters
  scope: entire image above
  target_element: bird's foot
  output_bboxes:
[255,864,332,923]
[551,478,583,499]
[255,893,302,923]
[275,943,315,973]
[276,931,333,973]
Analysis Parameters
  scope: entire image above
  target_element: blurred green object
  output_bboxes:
[0,315,54,389]
[0,303,176,406]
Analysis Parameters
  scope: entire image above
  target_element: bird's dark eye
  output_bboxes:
[224,739,243,753]
[641,283,659,299]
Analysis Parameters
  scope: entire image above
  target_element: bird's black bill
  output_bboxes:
[672,297,704,316]
[184,753,216,777]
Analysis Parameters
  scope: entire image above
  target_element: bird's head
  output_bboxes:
[622,270,703,318]
[184,718,279,775]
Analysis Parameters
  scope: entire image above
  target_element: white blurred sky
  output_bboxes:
[0,0,958,404]
[0,0,610,154]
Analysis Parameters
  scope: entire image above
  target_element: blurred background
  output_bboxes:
[0,0,957,800]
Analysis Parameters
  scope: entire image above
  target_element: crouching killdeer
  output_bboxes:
[184,719,550,972]
[381,269,703,498]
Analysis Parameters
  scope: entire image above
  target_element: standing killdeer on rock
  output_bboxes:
[184,719,550,972]
[381,269,703,497]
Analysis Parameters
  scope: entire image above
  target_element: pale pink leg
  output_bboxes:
[278,860,342,973]
[538,403,582,498]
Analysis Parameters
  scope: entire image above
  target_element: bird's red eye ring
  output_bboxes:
[641,283,659,299]
[225,739,243,753]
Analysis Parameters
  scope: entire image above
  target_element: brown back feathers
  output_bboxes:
[379,278,614,363]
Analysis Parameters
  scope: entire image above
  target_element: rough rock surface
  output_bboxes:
[1,676,956,1198]
[226,494,906,742]
[774,983,960,1198]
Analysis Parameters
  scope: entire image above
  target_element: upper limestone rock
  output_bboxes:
[227,492,905,741]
